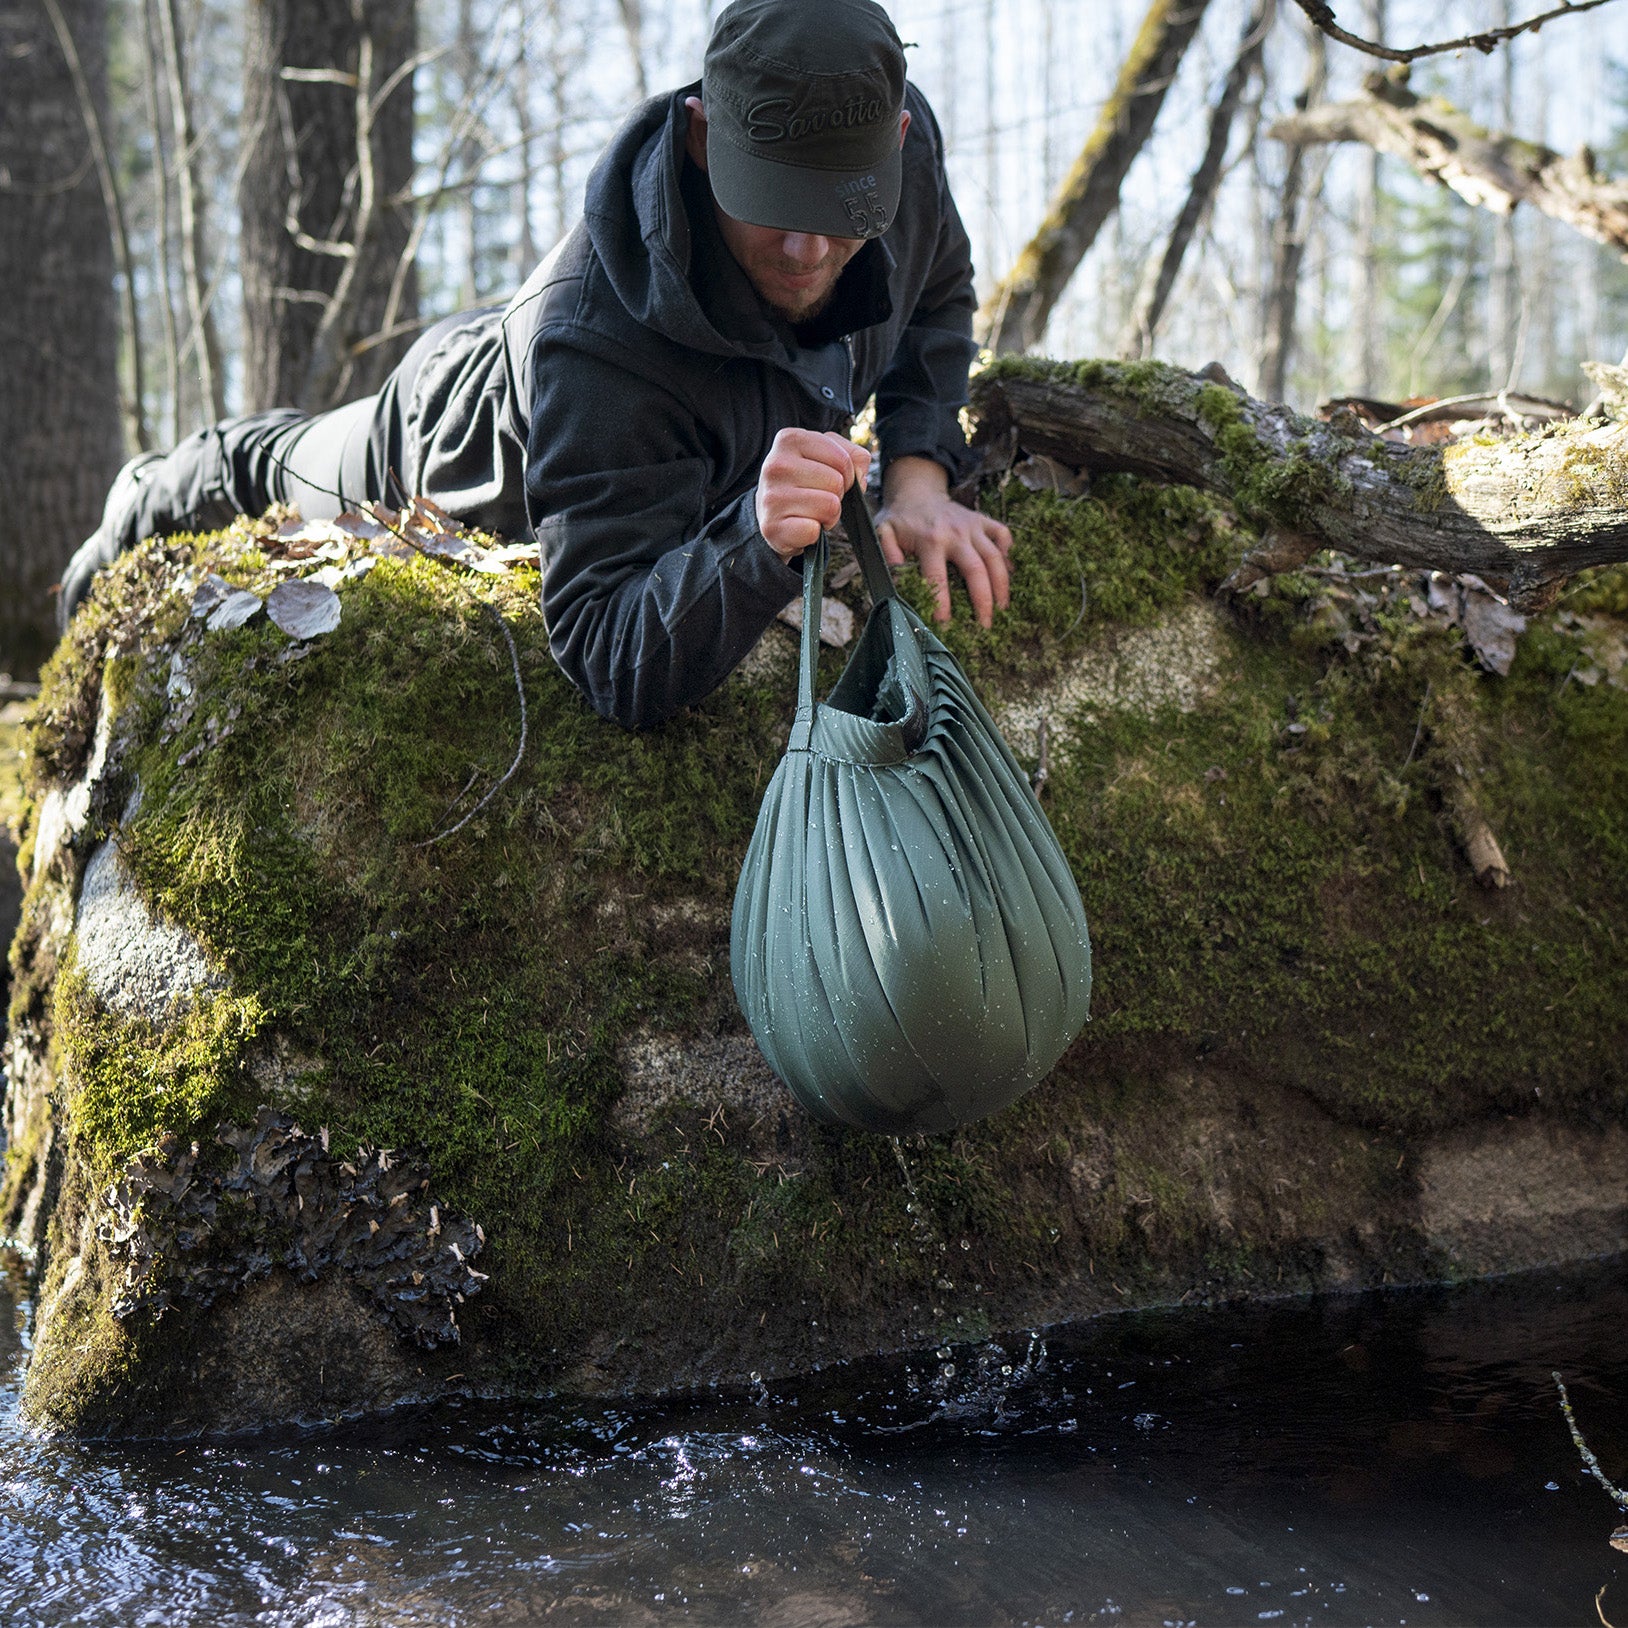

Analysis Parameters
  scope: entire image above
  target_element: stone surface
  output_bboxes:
[993,598,1228,763]
[75,838,223,1022]
[4,485,1625,1438]
[1417,1119,1628,1274]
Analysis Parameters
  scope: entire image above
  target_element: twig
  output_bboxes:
[1402,679,1432,769]
[1377,392,1518,434]
[1032,716,1050,797]
[428,767,482,831]
[1062,576,1090,639]
[1301,564,1402,580]
[1290,0,1621,63]
[1554,1371,1628,1511]
[414,605,529,847]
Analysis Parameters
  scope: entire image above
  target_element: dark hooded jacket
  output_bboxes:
[58,82,977,727]
[490,82,977,729]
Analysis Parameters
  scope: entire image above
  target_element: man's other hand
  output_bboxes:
[756,429,871,562]
[877,455,1011,629]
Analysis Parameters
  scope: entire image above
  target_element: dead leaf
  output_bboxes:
[1458,583,1526,676]
[206,590,265,632]
[779,595,856,648]
[266,579,342,639]
[190,574,232,619]
[1012,453,1089,496]
[482,542,539,568]
[334,509,390,540]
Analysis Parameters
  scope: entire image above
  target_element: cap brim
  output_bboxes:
[706,128,902,240]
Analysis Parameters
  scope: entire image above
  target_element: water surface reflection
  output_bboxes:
[2,1251,1624,1625]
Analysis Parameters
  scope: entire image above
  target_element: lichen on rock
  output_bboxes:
[102,1107,485,1346]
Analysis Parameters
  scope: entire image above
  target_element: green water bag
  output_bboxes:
[731,485,1092,1134]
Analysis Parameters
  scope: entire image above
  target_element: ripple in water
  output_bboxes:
[1,1247,1624,1626]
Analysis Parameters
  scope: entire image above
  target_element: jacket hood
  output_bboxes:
[583,86,758,362]
[581,86,889,392]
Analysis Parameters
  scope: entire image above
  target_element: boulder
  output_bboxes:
[4,469,1627,1436]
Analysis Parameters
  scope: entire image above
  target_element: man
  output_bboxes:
[60,0,1010,730]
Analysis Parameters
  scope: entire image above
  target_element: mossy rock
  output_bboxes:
[5,461,1628,1437]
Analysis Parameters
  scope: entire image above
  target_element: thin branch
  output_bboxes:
[1289,0,1621,62]
[279,66,360,87]
[415,606,530,847]
[1554,1371,1628,1511]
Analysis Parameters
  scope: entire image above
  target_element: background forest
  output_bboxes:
[6,0,1628,674]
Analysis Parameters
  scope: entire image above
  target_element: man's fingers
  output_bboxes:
[922,556,953,624]
[876,518,905,567]
[762,444,845,497]
[953,540,995,628]
[972,528,1011,610]
[820,431,871,490]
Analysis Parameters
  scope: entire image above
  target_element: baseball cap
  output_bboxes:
[701,0,907,241]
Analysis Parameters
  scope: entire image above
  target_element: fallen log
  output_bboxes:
[1267,66,1628,257]
[970,356,1628,609]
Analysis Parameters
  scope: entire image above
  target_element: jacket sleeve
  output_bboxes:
[871,91,980,487]
[525,337,803,730]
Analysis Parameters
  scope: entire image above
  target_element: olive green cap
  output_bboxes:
[701,0,907,241]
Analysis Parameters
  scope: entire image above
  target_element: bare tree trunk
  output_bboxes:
[617,0,648,101]
[1348,0,1386,393]
[1487,0,1521,391]
[979,0,1215,355]
[1257,25,1327,401]
[547,0,570,245]
[512,20,537,283]
[455,0,480,308]
[239,0,417,413]
[0,0,124,675]
[971,358,1628,608]
[156,0,225,423]
[1119,0,1275,359]
[1269,66,1628,259]
[37,0,145,453]
[139,0,182,443]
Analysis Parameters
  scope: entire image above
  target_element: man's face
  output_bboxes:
[712,215,865,323]
[683,96,905,323]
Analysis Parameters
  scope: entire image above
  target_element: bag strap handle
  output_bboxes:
[843,481,899,608]
[793,482,898,737]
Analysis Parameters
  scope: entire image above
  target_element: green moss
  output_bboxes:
[1193,383,1343,531]
[890,473,1240,679]
[1559,563,1628,615]
[54,955,270,1180]
[1380,442,1452,512]
[11,471,1628,1429]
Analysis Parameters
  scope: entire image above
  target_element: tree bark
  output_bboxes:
[239,0,417,413]
[156,0,226,424]
[970,358,1628,609]
[1269,65,1628,259]
[1119,0,1275,359]
[979,0,1214,356]
[0,0,124,676]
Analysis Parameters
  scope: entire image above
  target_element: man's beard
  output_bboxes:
[758,276,841,325]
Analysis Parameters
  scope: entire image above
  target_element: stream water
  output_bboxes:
[1,1252,1623,1626]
